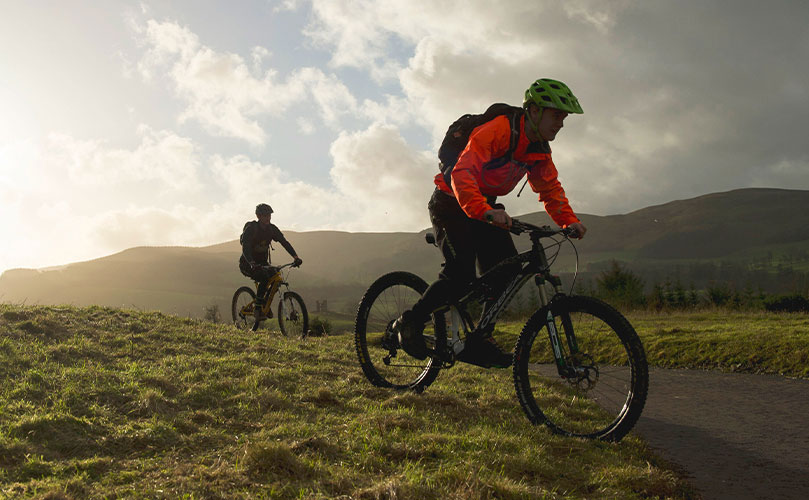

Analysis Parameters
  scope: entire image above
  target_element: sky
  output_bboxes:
[1,0,808,273]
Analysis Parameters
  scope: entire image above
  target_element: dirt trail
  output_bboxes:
[633,368,809,500]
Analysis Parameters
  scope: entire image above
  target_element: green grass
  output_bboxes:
[628,310,809,378]
[0,304,694,499]
[494,309,809,379]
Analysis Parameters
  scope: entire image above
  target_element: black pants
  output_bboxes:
[239,259,275,303]
[411,189,519,322]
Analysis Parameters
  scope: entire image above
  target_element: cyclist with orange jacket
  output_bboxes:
[396,78,588,368]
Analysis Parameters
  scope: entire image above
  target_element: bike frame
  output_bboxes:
[440,223,577,375]
[247,263,296,316]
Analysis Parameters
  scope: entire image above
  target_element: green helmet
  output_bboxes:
[524,78,583,114]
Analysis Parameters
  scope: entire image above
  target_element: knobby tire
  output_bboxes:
[278,291,308,337]
[231,286,256,330]
[354,271,446,392]
[513,295,648,441]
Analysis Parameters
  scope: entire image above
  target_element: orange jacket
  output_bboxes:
[434,114,580,227]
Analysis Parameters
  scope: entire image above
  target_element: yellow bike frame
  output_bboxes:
[256,270,283,315]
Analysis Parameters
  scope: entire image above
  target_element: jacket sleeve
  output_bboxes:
[527,157,580,227]
[272,226,298,258]
[450,116,512,220]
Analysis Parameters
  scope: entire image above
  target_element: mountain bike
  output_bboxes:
[354,219,648,441]
[232,262,309,337]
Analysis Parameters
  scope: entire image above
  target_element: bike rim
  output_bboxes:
[362,283,436,388]
[522,306,637,438]
[280,296,304,336]
[233,291,254,329]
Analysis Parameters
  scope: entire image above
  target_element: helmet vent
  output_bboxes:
[541,95,552,102]
[550,83,561,90]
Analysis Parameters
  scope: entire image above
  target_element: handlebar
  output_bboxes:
[257,261,300,272]
[509,218,576,238]
[485,212,576,239]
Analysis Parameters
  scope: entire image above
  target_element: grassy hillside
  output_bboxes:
[1,188,808,317]
[630,310,809,378]
[0,304,694,499]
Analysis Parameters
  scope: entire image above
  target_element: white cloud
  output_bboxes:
[329,123,436,230]
[297,117,315,135]
[304,0,405,81]
[273,0,303,13]
[0,129,206,271]
[359,95,415,127]
[135,19,360,145]
[47,126,201,191]
[88,206,200,250]
[562,0,629,33]
[289,67,358,127]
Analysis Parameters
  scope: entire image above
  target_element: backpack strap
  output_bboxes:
[442,107,527,186]
[482,111,531,171]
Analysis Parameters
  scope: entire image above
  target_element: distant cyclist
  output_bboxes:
[396,78,588,368]
[239,203,302,318]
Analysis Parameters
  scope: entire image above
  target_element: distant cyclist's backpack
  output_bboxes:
[438,103,525,186]
[239,221,255,246]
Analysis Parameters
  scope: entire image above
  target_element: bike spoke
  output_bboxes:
[355,272,444,391]
[514,296,647,440]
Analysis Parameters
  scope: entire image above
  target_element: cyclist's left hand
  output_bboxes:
[567,222,587,239]
[293,257,303,267]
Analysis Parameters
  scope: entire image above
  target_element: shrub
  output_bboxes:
[764,294,809,313]
[203,304,221,323]
[309,316,332,336]
[596,260,646,309]
[705,282,733,307]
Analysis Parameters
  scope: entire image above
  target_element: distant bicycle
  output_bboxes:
[354,218,648,441]
[232,262,308,337]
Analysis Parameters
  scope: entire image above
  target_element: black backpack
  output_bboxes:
[438,103,525,187]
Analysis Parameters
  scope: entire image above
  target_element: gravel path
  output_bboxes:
[633,368,809,500]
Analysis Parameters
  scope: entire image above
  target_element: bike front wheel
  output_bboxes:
[513,295,648,441]
[278,291,308,337]
[232,286,256,330]
[354,271,446,392]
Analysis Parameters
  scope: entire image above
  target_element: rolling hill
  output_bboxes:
[1,188,808,317]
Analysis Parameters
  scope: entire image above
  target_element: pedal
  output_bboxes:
[425,347,455,368]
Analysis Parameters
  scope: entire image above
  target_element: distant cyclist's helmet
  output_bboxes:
[524,78,583,114]
[255,203,273,216]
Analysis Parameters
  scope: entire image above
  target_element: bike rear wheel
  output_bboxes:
[232,286,256,329]
[513,295,648,441]
[354,271,446,392]
[278,291,308,337]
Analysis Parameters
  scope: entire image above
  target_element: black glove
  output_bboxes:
[293,257,303,267]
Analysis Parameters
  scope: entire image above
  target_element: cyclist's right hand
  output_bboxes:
[484,208,512,229]
[566,221,587,239]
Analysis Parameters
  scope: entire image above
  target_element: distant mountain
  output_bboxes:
[2,188,807,317]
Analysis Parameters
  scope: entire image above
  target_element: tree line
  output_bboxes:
[572,260,809,313]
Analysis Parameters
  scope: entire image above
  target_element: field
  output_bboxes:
[319,307,809,379]
[630,310,809,378]
[493,309,809,379]
[0,304,712,499]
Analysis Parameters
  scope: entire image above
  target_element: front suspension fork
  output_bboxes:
[536,275,578,378]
